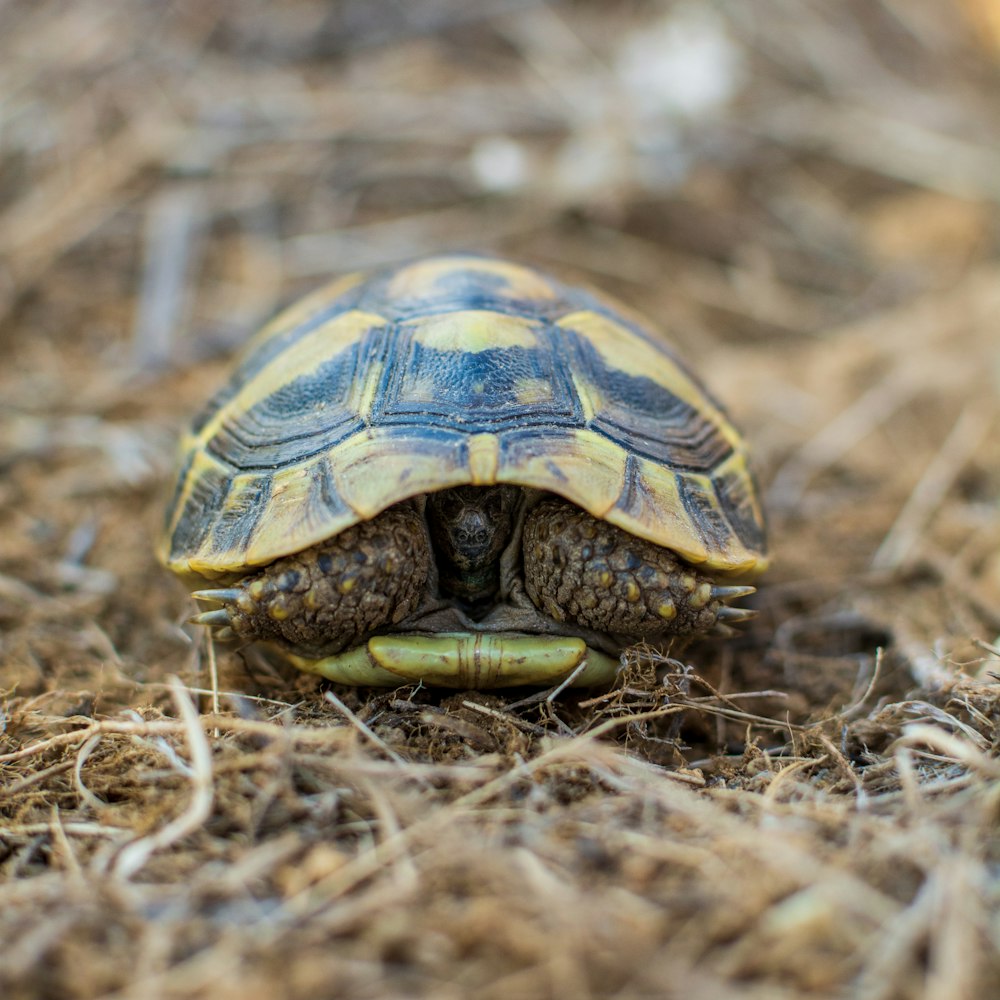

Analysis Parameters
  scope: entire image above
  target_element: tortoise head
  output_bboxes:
[425,485,520,607]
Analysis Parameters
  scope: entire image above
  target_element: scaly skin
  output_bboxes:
[523,498,723,638]
[193,492,753,670]
[223,504,430,657]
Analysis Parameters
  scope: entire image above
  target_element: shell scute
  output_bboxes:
[162,255,767,578]
[379,256,566,320]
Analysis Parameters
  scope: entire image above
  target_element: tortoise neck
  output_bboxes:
[426,485,519,608]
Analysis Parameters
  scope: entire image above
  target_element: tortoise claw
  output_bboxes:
[192,588,242,604]
[189,608,232,629]
[716,606,757,624]
[711,585,756,603]
[711,587,757,631]
[711,623,738,638]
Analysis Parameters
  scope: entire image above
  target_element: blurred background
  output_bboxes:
[2,3,1000,997]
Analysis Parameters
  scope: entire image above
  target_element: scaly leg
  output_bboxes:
[191,503,430,657]
[523,498,754,640]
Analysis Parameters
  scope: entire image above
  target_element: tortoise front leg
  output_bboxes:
[191,503,430,657]
[523,498,754,640]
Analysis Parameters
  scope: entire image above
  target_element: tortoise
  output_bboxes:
[160,255,768,688]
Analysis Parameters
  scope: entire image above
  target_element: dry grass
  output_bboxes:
[2,1,1000,997]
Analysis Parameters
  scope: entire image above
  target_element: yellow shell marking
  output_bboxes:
[607,459,720,568]
[515,378,557,406]
[499,428,626,521]
[386,257,560,303]
[331,430,470,519]
[193,309,385,451]
[467,434,500,485]
[238,461,354,572]
[567,370,597,423]
[709,452,770,573]
[187,471,269,573]
[404,310,539,352]
[556,310,743,453]
[159,449,228,564]
[354,359,384,424]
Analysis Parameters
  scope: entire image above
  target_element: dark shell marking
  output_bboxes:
[162,255,767,581]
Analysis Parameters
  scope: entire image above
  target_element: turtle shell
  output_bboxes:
[161,255,768,580]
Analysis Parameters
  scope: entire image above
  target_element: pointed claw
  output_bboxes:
[716,606,758,624]
[711,623,737,638]
[711,585,756,603]
[192,588,242,604]
[189,608,232,628]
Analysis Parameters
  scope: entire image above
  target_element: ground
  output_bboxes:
[1,2,999,998]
